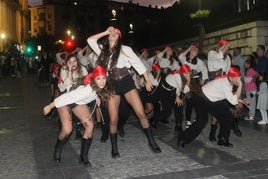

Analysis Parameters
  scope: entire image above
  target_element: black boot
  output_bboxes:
[75,126,83,141]
[232,118,242,137]
[217,137,233,147]
[100,124,109,143]
[79,138,92,166]
[53,138,68,163]
[209,124,217,141]
[110,133,120,158]
[177,131,185,148]
[149,117,158,130]
[143,127,162,153]
[175,123,183,132]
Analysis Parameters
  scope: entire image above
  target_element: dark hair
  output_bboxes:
[234,47,241,53]
[257,45,265,52]
[97,36,122,69]
[186,51,197,65]
[245,55,256,70]
[180,74,202,98]
[65,54,84,78]
[69,76,115,104]
[259,72,268,81]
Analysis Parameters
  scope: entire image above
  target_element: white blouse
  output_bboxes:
[207,50,231,73]
[178,54,208,80]
[87,38,147,75]
[54,85,97,108]
[58,66,88,92]
[156,52,180,71]
[165,73,183,95]
[202,78,238,105]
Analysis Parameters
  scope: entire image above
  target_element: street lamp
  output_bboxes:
[111,9,117,21]
[128,24,134,34]
[1,33,6,39]
[67,30,71,36]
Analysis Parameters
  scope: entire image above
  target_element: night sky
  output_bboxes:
[28,0,179,8]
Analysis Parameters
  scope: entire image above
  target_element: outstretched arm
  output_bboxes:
[43,101,55,115]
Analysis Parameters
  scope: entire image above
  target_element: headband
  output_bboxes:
[83,66,107,85]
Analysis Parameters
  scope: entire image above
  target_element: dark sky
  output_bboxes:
[28,0,179,8]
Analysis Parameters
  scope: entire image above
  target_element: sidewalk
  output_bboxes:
[0,75,268,179]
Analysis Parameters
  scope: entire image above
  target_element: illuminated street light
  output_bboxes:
[71,35,75,40]
[128,24,134,34]
[67,30,71,36]
[1,33,6,39]
[111,9,117,21]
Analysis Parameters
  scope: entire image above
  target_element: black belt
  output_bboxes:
[108,67,130,81]
[161,80,175,91]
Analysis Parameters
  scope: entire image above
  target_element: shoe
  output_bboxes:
[175,125,183,132]
[118,128,125,137]
[149,117,158,129]
[257,120,267,125]
[244,116,254,121]
[177,131,185,148]
[160,119,169,124]
[186,121,191,129]
[217,137,233,147]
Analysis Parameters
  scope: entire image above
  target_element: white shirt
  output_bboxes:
[58,66,88,92]
[178,54,208,80]
[87,38,147,75]
[165,73,183,95]
[56,52,65,65]
[54,85,97,108]
[77,50,98,68]
[207,50,231,73]
[157,52,180,71]
[202,78,238,105]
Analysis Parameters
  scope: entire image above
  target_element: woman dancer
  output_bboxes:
[177,67,247,148]
[87,26,161,158]
[43,66,114,166]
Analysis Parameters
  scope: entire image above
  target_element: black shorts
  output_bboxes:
[67,103,78,109]
[110,74,136,95]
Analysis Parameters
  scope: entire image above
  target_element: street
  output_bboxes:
[1,74,268,179]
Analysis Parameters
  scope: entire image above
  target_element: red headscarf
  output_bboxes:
[218,39,228,46]
[152,63,160,71]
[227,67,241,77]
[83,66,107,85]
[215,67,241,79]
[170,64,191,74]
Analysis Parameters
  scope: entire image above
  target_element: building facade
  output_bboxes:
[0,0,30,51]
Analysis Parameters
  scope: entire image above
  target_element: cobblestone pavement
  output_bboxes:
[1,75,268,179]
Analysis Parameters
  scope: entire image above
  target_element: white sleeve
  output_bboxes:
[178,54,187,64]
[56,52,64,65]
[122,46,147,75]
[207,50,224,71]
[197,59,209,80]
[54,86,96,108]
[87,38,101,56]
[223,83,238,105]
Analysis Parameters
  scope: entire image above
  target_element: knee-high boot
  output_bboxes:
[53,137,68,163]
[143,127,162,153]
[110,133,120,158]
[100,123,109,143]
[209,124,217,141]
[79,138,92,166]
[232,117,242,137]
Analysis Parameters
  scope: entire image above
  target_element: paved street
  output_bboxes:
[1,74,268,179]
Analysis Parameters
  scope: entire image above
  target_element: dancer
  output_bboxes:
[177,67,247,148]
[43,66,114,166]
[87,26,161,158]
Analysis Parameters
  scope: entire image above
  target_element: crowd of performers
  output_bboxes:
[43,26,268,167]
